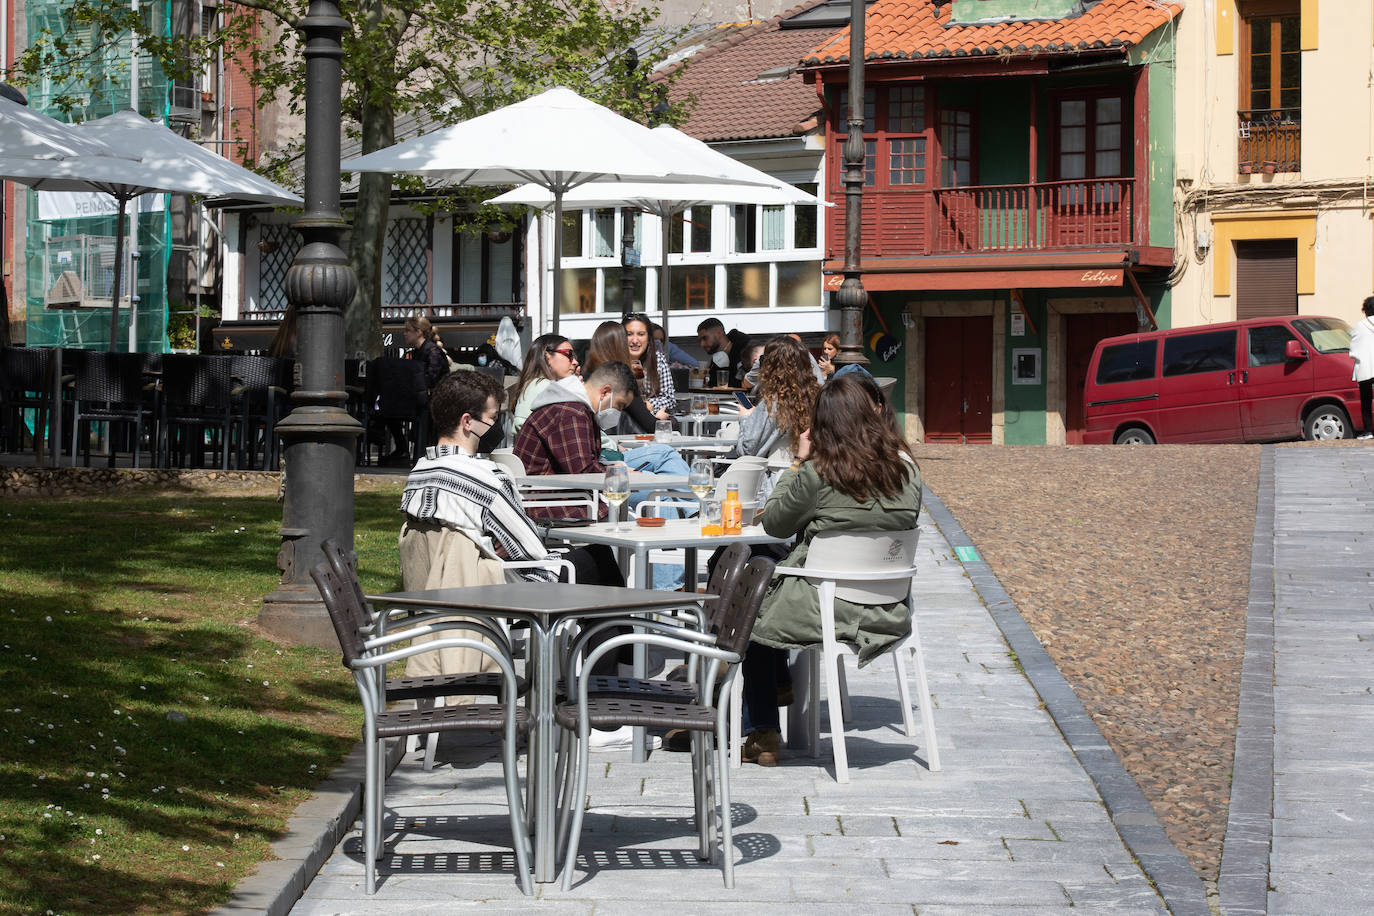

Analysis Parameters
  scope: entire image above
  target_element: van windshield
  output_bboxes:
[1292,317,1351,353]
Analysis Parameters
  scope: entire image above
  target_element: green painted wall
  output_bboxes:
[1003,290,1048,445]
[1131,24,1178,252]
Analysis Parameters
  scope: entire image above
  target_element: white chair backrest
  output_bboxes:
[714,461,765,505]
[764,440,794,469]
[489,448,525,476]
[805,529,920,605]
[718,420,740,439]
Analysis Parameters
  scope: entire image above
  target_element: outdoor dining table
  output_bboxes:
[679,411,740,438]
[365,582,709,884]
[612,432,738,454]
[553,518,791,760]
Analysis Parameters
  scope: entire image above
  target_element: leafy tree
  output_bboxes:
[13,0,687,356]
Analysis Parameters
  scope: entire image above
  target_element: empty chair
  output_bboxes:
[64,349,152,467]
[230,354,291,470]
[158,354,235,469]
[556,556,775,890]
[775,529,939,782]
[490,448,597,519]
[0,346,53,457]
[311,557,533,896]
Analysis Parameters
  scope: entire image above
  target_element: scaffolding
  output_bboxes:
[21,0,184,351]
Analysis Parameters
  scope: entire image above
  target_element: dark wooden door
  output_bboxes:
[925,316,993,443]
[1064,312,1139,444]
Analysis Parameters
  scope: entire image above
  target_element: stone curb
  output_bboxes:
[1217,445,1276,916]
[208,738,403,916]
[922,486,1212,916]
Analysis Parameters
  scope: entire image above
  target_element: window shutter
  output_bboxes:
[1235,239,1297,319]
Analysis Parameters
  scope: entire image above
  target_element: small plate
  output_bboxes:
[635,516,666,527]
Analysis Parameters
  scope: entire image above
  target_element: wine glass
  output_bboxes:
[688,458,714,518]
[603,463,631,532]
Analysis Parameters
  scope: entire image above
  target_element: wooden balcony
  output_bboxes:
[826,178,1137,260]
[1237,108,1300,174]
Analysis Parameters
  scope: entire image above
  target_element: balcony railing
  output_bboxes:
[1237,108,1300,174]
[929,178,1135,253]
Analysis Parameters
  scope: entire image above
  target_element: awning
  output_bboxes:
[822,249,1150,292]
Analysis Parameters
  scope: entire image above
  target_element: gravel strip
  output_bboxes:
[914,443,1258,891]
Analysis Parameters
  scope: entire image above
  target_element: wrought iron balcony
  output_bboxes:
[1237,108,1300,174]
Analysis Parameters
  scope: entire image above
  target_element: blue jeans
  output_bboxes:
[623,444,691,517]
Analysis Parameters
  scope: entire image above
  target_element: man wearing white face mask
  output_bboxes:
[513,360,637,521]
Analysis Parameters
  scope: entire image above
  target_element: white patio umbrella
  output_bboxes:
[342,86,770,333]
[0,95,126,168]
[0,106,302,351]
[490,124,830,338]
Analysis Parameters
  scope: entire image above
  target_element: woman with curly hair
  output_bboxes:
[727,335,820,476]
[739,372,921,766]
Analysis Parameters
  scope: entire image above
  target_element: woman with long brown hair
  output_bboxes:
[581,320,662,434]
[817,332,842,378]
[738,372,921,766]
[727,336,820,495]
[623,312,675,418]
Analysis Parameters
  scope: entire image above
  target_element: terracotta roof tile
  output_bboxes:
[662,1,831,143]
[805,0,1181,64]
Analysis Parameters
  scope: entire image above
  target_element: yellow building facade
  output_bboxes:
[1171,0,1374,329]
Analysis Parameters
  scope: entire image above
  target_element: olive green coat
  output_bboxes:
[749,460,922,665]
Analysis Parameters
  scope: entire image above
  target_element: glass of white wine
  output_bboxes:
[603,463,631,532]
[688,458,714,519]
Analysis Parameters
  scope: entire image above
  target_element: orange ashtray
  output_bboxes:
[634,434,654,440]
[635,516,666,527]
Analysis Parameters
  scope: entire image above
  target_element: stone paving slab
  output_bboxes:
[283,508,1167,914]
[1244,448,1374,916]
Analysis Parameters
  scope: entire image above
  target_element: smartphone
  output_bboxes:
[734,391,753,408]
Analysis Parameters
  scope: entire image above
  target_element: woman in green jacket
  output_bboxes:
[741,372,922,766]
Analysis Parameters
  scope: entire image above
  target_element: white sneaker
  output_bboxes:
[1358,433,1373,440]
[587,725,663,752]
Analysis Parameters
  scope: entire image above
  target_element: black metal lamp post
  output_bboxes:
[833,0,870,367]
[259,0,362,646]
[620,210,636,314]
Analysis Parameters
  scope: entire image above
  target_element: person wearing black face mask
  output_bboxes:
[399,370,623,595]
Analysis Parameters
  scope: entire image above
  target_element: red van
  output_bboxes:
[1083,316,1360,444]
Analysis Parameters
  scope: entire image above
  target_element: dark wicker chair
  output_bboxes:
[555,555,775,890]
[63,349,153,467]
[230,355,291,470]
[311,557,533,896]
[158,354,235,469]
[0,347,54,457]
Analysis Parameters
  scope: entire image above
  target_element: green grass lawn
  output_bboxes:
[0,484,406,915]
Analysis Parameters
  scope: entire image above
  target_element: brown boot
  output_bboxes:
[741,729,780,767]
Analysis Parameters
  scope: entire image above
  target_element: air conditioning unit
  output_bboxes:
[43,234,132,310]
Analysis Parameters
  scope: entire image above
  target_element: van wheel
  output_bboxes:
[1304,405,1351,441]
[1114,427,1155,445]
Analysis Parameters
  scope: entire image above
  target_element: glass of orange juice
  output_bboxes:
[700,498,723,536]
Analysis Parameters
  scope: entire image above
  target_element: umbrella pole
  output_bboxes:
[659,209,670,343]
[106,197,129,352]
[551,191,563,337]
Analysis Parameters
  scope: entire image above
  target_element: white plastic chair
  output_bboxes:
[760,529,940,782]
[490,448,597,519]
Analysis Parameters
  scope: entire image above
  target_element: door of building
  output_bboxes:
[1064,312,1139,444]
[924,316,992,443]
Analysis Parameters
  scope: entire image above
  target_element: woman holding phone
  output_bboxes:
[725,336,820,498]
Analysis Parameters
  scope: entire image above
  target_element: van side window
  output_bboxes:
[1162,330,1237,377]
[1248,325,1296,367]
[1095,340,1157,384]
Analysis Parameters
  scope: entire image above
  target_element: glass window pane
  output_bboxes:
[1060,99,1086,126]
[1248,324,1296,367]
[593,208,615,258]
[776,261,821,308]
[762,205,785,251]
[1096,97,1122,123]
[561,209,583,258]
[669,264,714,310]
[732,204,757,254]
[1162,330,1237,376]
[689,206,712,254]
[887,86,925,133]
[1060,153,1086,179]
[1251,87,1272,111]
[456,230,483,302]
[1095,150,1121,176]
[1095,341,1157,384]
[1096,123,1121,152]
[1251,19,1271,54]
[1061,125,1086,153]
[603,267,647,312]
[1279,16,1299,52]
[724,262,769,308]
[559,267,596,315]
[864,139,876,187]
[487,233,515,303]
[793,183,818,249]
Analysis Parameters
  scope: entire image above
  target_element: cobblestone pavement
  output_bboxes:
[287,509,1168,914]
